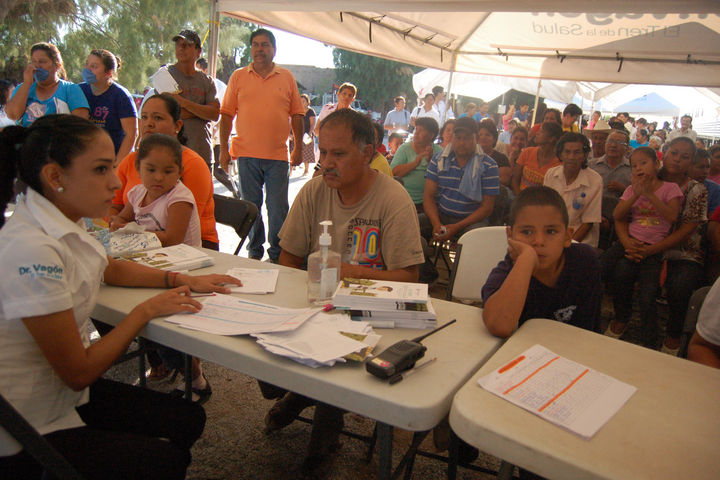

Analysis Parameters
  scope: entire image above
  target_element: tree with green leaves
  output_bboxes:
[1,0,252,92]
[332,48,420,114]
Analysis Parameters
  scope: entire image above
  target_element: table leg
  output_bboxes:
[497,460,515,480]
[377,422,393,480]
[447,430,458,480]
[184,354,192,401]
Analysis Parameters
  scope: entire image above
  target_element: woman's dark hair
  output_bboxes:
[555,132,591,168]
[135,133,183,172]
[371,122,384,147]
[540,121,564,143]
[544,108,562,124]
[478,119,499,145]
[30,42,67,80]
[144,93,187,145]
[509,186,569,227]
[0,115,103,226]
[632,146,659,165]
[666,135,697,158]
[0,80,13,106]
[415,116,439,140]
[511,126,528,140]
[89,49,121,79]
[438,119,456,141]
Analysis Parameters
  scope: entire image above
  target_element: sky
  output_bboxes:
[268,28,335,68]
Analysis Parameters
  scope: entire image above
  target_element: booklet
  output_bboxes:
[477,344,637,439]
[332,278,428,310]
[225,267,279,294]
[118,244,214,271]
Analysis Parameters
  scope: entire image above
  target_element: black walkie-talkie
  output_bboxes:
[365,319,457,380]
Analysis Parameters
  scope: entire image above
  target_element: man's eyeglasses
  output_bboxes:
[606,140,628,146]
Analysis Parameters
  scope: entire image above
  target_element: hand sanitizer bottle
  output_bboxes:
[307,220,341,304]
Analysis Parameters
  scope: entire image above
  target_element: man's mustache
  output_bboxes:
[322,168,340,177]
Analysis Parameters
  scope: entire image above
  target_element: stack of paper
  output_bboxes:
[88,222,162,257]
[118,244,214,271]
[332,278,436,329]
[165,295,320,335]
[477,344,637,439]
[225,267,279,294]
[253,312,381,367]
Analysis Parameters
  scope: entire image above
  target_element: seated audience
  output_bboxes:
[709,145,720,184]
[589,129,632,249]
[370,122,393,176]
[602,147,683,348]
[391,117,442,211]
[658,137,707,355]
[561,103,582,132]
[438,119,455,148]
[421,117,499,241]
[689,149,720,215]
[386,132,404,161]
[477,119,511,186]
[482,186,602,338]
[512,122,563,194]
[630,128,650,148]
[583,118,612,161]
[458,102,477,119]
[543,133,603,247]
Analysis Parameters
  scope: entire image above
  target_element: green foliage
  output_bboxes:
[1,0,252,92]
[333,48,420,113]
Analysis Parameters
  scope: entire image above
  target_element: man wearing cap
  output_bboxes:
[583,118,612,161]
[219,28,305,263]
[167,30,219,168]
[421,116,499,242]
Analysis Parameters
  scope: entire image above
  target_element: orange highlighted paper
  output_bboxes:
[478,344,636,439]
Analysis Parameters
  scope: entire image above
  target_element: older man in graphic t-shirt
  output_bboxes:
[261,108,425,475]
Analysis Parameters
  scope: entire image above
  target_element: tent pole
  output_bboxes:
[531,79,542,126]
[208,0,220,78]
[445,70,455,124]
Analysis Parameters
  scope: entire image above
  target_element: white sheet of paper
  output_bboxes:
[165,294,320,335]
[253,312,378,364]
[226,267,280,294]
[478,344,637,439]
[150,66,179,93]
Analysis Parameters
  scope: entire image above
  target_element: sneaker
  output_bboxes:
[264,392,314,433]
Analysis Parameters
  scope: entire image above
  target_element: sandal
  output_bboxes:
[147,364,175,384]
[604,321,627,339]
[171,373,212,405]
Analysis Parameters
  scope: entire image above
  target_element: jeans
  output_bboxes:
[0,378,205,480]
[665,259,705,339]
[610,246,664,347]
[237,157,290,261]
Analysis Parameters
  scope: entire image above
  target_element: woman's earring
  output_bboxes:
[57,186,64,193]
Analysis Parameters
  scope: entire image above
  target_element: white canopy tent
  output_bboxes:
[212,1,720,89]
[412,68,720,115]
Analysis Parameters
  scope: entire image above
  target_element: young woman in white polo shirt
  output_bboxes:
[0,114,240,479]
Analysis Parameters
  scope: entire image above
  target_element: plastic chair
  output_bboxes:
[679,285,711,358]
[0,393,84,479]
[213,194,258,255]
[446,226,507,303]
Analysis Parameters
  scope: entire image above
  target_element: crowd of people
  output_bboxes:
[1,27,720,479]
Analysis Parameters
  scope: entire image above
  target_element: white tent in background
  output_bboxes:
[613,93,680,117]
[214,1,720,89]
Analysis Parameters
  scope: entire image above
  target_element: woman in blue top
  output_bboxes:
[80,49,138,163]
[6,42,89,126]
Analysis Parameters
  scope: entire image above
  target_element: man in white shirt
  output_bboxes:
[383,95,411,133]
[432,85,455,125]
[410,93,440,127]
[667,114,698,142]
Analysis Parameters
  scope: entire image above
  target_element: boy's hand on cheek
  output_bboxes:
[507,238,539,268]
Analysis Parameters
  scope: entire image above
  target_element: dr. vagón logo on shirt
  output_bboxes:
[18,264,64,280]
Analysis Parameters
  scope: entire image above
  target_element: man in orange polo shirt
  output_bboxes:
[219,28,305,262]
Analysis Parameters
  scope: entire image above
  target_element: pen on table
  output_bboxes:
[389,357,438,385]
[188,293,217,298]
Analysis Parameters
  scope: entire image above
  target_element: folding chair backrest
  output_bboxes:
[213,194,259,255]
[446,226,507,303]
[680,285,712,358]
[0,393,84,479]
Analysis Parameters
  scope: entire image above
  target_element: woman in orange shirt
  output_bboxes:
[109,93,218,249]
[512,122,563,195]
